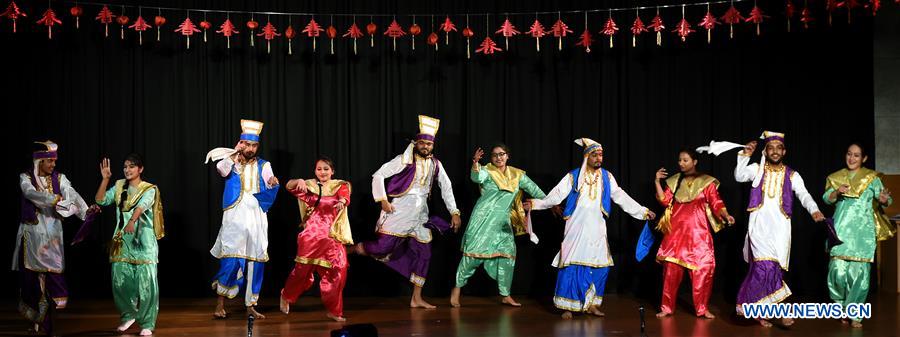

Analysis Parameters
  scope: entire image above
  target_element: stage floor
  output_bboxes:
[2,293,898,337]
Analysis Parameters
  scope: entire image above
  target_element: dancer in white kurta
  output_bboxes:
[530,138,655,319]
[369,151,458,245]
[734,131,824,327]
[353,115,462,309]
[14,141,93,334]
[208,119,279,319]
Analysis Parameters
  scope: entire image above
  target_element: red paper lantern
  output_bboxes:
[70,5,83,29]
[117,15,130,40]
[199,20,211,42]
[246,19,259,46]
[366,21,377,47]
[154,15,166,41]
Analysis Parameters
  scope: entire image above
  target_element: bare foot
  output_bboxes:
[757,319,773,327]
[501,296,522,307]
[588,305,605,317]
[280,296,290,314]
[781,317,795,326]
[850,321,862,328]
[247,306,266,319]
[327,313,347,322]
[656,311,672,318]
[214,297,227,319]
[841,318,850,325]
[139,328,153,336]
[449,287,461,307]
[700,311,716,319]
[561,311,573,320]
[410,297,437,309]
[117,319,136,332]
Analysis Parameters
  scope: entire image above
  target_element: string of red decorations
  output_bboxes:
[1,0,891,56]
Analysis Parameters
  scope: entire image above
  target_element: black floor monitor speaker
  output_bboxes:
[330,323,378,337]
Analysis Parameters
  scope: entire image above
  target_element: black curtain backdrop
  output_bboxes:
[3,0,875,309]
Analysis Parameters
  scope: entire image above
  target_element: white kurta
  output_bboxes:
[532,170,649,268]
[13,173,88,273]
[210,157,275,262]
[734,154,820,270]
[371,155,459,243]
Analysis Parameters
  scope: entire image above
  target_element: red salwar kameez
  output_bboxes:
[655,174,729,316]
[281,180,353,317]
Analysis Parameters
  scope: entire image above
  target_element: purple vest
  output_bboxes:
[385,157,441,198]
[747,165,794,217]
[20,170,61,224]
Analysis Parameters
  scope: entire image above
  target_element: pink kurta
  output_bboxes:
[281,181,351,317]
[655,175,727,316]
[656,181,725,270]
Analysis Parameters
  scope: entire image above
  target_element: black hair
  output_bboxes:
[491,143,511,155]
[847,142,867,158]
[679,148,699,161]
[315,156,336,172]
[671,149,700,201]
[124,153,144,168]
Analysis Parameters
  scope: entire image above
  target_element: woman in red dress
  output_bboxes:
[279,157,353,322]
[653,149,735,319]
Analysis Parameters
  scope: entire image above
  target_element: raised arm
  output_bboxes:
[216,156,236,178]
[654,168,673,207]
[734,141,759,183]
[95,158,112,205]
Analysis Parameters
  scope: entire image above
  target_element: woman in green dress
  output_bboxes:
[823,143,892,328]
[94,154,164,336]
[450,144,546,307]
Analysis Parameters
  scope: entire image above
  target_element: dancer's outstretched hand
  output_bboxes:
[879,188,891,205]
[286,179,307,192]
[472,148,484,164]
[99,158,112,180]
[742,141,757,156]
[451,214,462,233]
[523,200,533,212]
[812,211,826,222]
[232,142,247,163]
[124,219,136,234]
[655,168,668,180]
[725,215,736,225]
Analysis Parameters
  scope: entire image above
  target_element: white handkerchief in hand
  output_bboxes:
[205,147,237,164]
[696,140,746,156]
[525,211,539,244]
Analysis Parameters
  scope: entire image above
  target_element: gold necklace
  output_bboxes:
[580,170,601,200]
[764,166,783,199]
